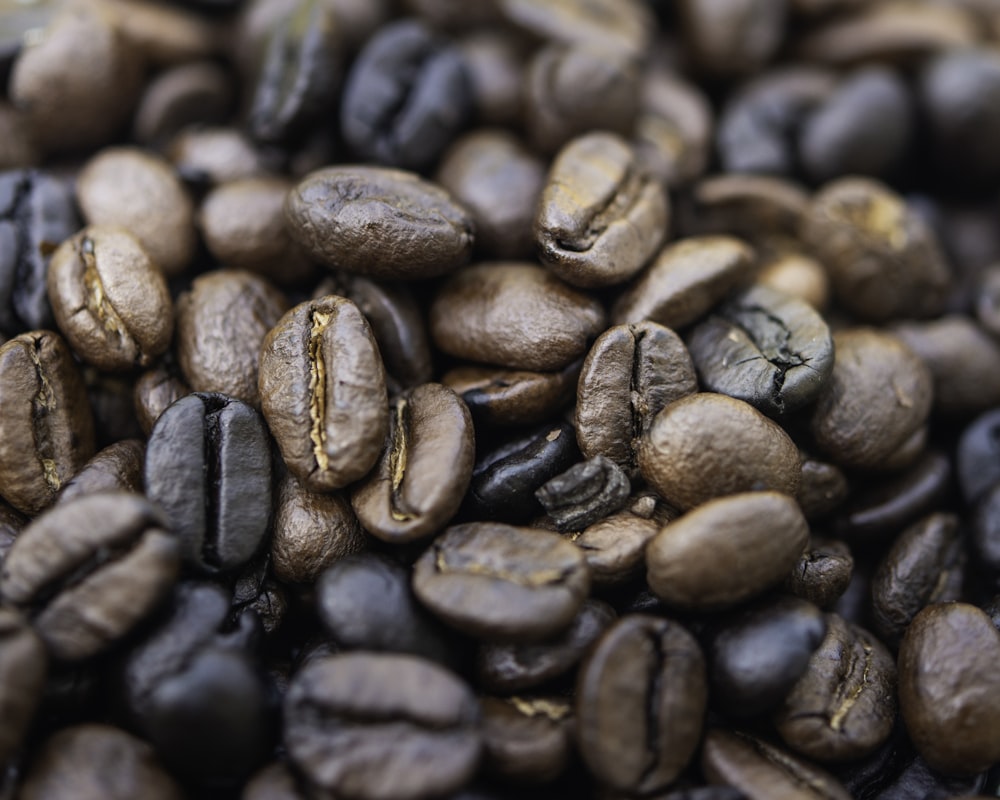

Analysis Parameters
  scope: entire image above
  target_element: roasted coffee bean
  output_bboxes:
[709,596,827,718]
[973,482,1000,574]
[678,174,809,244]
[134,360,190,437]
[647,492,809,610]
[639,394,801,511]
[476,598,615,693]
[413,522,590,642]
[352,384,474,543]
[758,250,831,311]
[0,492,179,660]
[284,653,482,800]
[661,789,749,800]
[480,695,573,784]
[316,553,462,668]
[17,724,185,800]
[104,0,220,67]
[243,762,308,800]
[168,126,268,187]
[679,0,786,78]
[47,226,173,371]
[958,410,1000,505]
[0,502,25,565]
[843,747,992,800]
[57,439,144,505]
[535,456,630,532]
[612,236,756,329]
[576,614,707,794]
[0,102,40,171]
[774,614,897,763]
[341,19,472,169]
[0,606,46,765]
[797,457,849,520]
[783,537,854,610]
[871,513,964,646]
[810,329,933,471]
[575,321,697,473]
[567,508,663,586]
[687,284,834,416]
[0,169,77,336]
[286,166,474,279]
[231,555,288,636]
[0,330,96,515]
[458,31,525,128]
[466,421,580,524]
[898,603,1000,775]
[701,729,852,800]
[535,131,667,288]
[803,178,951,321]
[132,61,233,146]
[498,0,653,58]
[76,147,195,278]
[259,295,388,492]
[432,263,605,371]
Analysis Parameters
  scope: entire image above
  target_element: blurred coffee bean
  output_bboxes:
[783,537,854,610]
[797,457,849,520]
[168,126,268,187]
[57,439,144,505]
[679,0,787,78]
[958,410,1000,505]
[973,482,1000,574]
[535,456,630,532]
[497,0,654,58]
[0,606,46,765]
[480,695,573,784]
[458,32,525,128]
[567,508,663,587]
[133,61,233,146]
[134,359,191,437]
[0,502,25,565]
[757,250,830,311]
[678,174,809,244]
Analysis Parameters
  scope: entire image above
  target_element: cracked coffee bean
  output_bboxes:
[783,537,854,610]
[535,456,630,532]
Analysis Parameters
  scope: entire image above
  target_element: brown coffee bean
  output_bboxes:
[102,0,220,66]
[783,537,854,610]
[458,32,525,128]
[412,522,590,642]
[758,250,831,311]
[134,361,190,436]
[797,457,849,520]
[679,0,787,78]
[497,0,654,58]
[0,606,46,765]
[576,615,707,794]
[47,226,173,371]
[167,126,267,187]
[0,101,40,170]
[243,763,306,800]
[431,262,606,371]
[568,509,661,586]
[647,492,809,610]
[639,393,801,510]
[132,61,233,146]
[480,695,573,784]
[57,439,144,505]
[443,361,580,428]
[260,295,389,492]
[898,603,1000,775]
[0,330,96,515]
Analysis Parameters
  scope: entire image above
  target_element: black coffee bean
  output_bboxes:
[973,482,1000,574]
[231,554,288,636]
[0,606,47,765]
[957,409,1000,505]
[782,537,854,610]
[535,456,630,532]
[797,457,850,520]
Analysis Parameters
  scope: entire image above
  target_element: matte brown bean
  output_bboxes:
[57,439,145,505]
[0,606,46,765]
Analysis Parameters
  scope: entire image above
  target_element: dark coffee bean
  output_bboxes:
[679,0,786,78]
[975,266,1000,337]
[17,724,185,800]
[958,410,1000,505]
[639,394,801,511]
[476,598,615,693]
[871,513,964,646]
[243,762,308,800]
[285,166,474,279]
[352,383,475,543]
[783,537,854,610]
[710,596,827,718]
[576,321,697,474]
[568,508,663,586]
[797,457,849,520]
[57,439,144,505]
[899,603,1000,775]
[133,61,233,146]
[413,522,590,642]
[134,359,190,437]
[0,492,179,660]
[0,330,96,515]
[481,695,573,784]
[316,552,463,669]
[259,295,389,492]
[535,456,630,532]
[647,492,809,610]
[341,19,472,169]
[973,482,1000,574]
[576,615,707,794]
[0,169,77,336]
[774,614,897,763]
[687,284,834,416]
[612,236,755,329]
[858,750,992,800]
[0,606,46,765]
[661,789,748,800]
[458,32,525,128]
[497,0,654,58]
[284,653,482,800]
[231,554,288,636]
[0,502,25,565]
[145,392,272,572]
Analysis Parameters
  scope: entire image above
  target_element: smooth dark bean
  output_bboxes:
[535,456,630,532]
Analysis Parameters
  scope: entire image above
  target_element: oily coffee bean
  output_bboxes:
[259,295,389,492]
[774,614,897,763]
[0,330,96,515]
[285,166,474,279]
[341,18,472,170]
[575,321,697,473]
[134,360,190,436]
[0,492,180,660]
[782,537,854,610]
[480,695,573,784]
[534,131,667,288]
[797,457,850,520]
[958,409,1000,505]
[0,606,47,765]
[576,614,707,794]
[646,492,809,610]
[898,603,1000,775]
[145,392,272,573]
[686,284,834,416]
[639,393,801,511]
[57,439,145,505]
[412,522,590,642]
[351,383,475,543]
[47,226,173,371]
[284,653,482,800]
[0,169,77,336]
[535,456,630,532]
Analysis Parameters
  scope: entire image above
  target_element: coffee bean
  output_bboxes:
[797,457,849,520]
[480,695,572,784]
[973,482,1000,574]
[647,492,809,610]
[0,330,96,515]
[958,410,1000,505]
[57,439,144,505]
[576,321,697,473]
[231,554,288,636]
[243,763,307,800]
[167,126,267,187]
[284,653,482,800]
[0,606,46,765]
[259,295,388,492]
[898,603,1000,775]
[782,537,854,610]
[679,0,786,78]
[567,508,663,586]
[133,61,233,146]
[535,456,630,532]
[134,360,190,437]
[576,614,707,794]
[757,250,831,311]
[0,492,179,660]
[0,502,25,565]
[286,165,474,279]
[413,522,590,642]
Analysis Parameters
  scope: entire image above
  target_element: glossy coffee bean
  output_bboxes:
[783,537,854,610]
[535,456,630,532]
[576,614,707,794]
[480,695,573,784]
[145,392,272,573]
[284,653,482,800]
[413,522,590,642]
[259,295,389,492]
[0,492,179,660]
[0,606,46,765]
[57,439,144,505]
[647,492,809,610]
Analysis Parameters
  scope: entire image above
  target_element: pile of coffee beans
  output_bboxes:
[3,0,1000,798]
